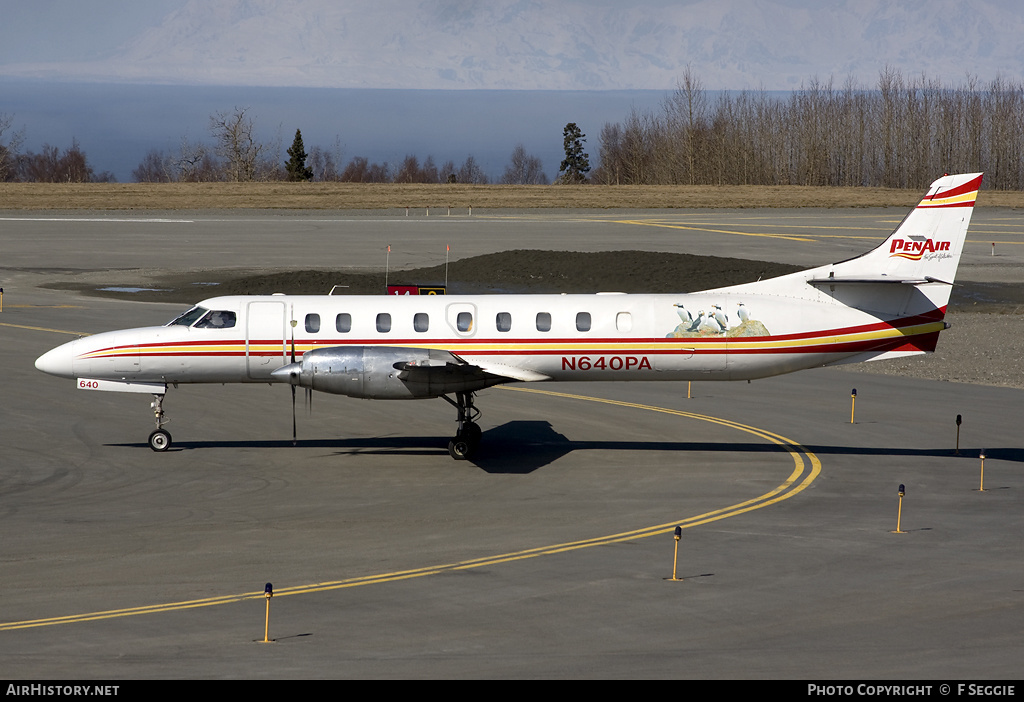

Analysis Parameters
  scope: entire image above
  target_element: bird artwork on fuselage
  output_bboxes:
[667,302,770,338]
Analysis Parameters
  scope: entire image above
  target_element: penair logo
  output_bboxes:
[889,238,951,261]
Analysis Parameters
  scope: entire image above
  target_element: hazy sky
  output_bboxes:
[3,1,1022,90]
[0,1,186,63]
[3,0,1022,181]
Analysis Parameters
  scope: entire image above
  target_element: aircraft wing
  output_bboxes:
[272,345,547,399]
[394,352,550,384]
[459,360,551,382]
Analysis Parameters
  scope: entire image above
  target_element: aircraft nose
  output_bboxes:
[35,340,77,378]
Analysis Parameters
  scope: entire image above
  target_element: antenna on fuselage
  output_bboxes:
[385,244,391,293]
[445,244,450,289]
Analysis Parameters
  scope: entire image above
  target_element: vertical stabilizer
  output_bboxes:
[836,172,983,286]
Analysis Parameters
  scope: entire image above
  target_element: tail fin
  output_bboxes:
[716,173,982,317]
[805,173,982,363]
[713,174,982,367]
[833,172,983,287]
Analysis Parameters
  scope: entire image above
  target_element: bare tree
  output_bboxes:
[591,67,1024,190]
[420,155,440,183]
[209,107,264,182]
[0,113,25,182]
[394,154,423,183]
[175,136,219,181]
[308,136,344,181]
[340,156,369,182]
[593,123,623,185]
[309,146,336,181]
[257,124,285,181]
[339,156,390,182]
[440,160,457,182]
[457,155,489,184]
[365,160,391,183]
[501,144,548,184]
[133,149,173,182]
[19,140,94,182]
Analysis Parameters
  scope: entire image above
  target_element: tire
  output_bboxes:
[148,429,172,452]
[448,438,472,460]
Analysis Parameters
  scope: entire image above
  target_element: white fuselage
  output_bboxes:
[39,287,946,389]
[31,172,981,455]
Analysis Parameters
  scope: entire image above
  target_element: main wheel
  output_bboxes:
[148,429,172,452]
[448,437,473,460]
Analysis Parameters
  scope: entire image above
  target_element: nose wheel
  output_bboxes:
[148,393,172,452]
[149,428,172,452]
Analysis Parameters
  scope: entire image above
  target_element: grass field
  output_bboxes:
[3,181,1023,210]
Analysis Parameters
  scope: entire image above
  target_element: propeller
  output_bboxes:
[289,315,298,445]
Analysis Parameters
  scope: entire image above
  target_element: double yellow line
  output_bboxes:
[613,219,818,242]
[0,387,820,632]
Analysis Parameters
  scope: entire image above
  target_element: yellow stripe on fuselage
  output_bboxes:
[78,321,941,363]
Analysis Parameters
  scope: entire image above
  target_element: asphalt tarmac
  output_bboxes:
[1,209,1022,679]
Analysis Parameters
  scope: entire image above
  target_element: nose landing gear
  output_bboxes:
[148,393,172,452]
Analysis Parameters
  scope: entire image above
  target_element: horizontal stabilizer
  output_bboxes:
[807,276,953,287]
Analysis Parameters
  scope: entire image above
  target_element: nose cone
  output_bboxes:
[35,340,77,378]
[270,361,302,384]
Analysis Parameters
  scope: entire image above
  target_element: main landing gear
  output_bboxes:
[443,391,481,460]
[148,393,172,452]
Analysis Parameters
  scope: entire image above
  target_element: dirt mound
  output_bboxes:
[48,250,804,303]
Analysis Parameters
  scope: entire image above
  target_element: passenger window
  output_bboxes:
[336,313,351,333]
[376,313,391,333]
[616,312,632,332]
[414,312,429,333]
[457,311,473,332]
[305,313,320,333]
[576,312,591,332]
[536,312,551,332]
[496,312,512,332]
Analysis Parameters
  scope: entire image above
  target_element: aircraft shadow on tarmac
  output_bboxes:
[803,445,1024,463]
[111,422,1024,474]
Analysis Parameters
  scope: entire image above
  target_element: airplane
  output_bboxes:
[35,172,983,459]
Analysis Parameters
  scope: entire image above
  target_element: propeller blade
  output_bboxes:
[288,310,299,445]
[291,384,297,446]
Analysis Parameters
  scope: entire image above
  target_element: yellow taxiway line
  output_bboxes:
[612,219,818,242]
[0,384,820,631]
[0,322,89,336]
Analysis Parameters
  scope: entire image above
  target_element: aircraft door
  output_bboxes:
[246,301,287,379]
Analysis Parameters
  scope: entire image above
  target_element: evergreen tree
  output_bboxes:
[285,129,313,181]
[558,122,590,184]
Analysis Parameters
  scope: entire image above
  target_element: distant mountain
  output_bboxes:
[4,0,1022,89]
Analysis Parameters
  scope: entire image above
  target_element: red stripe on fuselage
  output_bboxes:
[81,308,947,361]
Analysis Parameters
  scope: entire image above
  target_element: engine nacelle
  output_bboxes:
[271,346,501,399]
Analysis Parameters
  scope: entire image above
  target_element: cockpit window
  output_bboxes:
[194,310,236,329]
[166,306,208,327]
